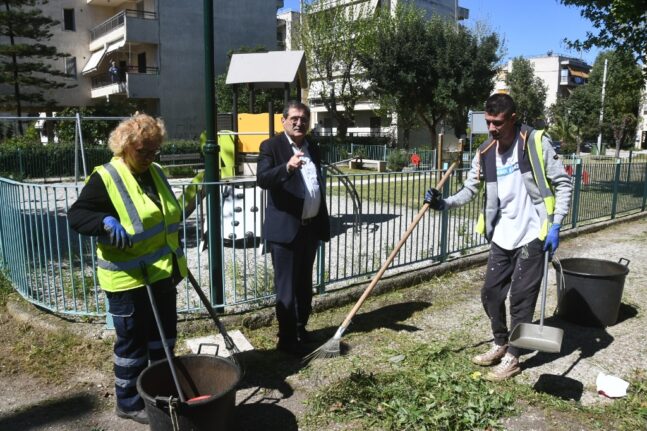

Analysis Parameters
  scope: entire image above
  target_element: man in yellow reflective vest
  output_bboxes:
[424,94,572,381]
[68,114,187,424]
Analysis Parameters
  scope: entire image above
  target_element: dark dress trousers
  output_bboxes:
[256,133,330,342]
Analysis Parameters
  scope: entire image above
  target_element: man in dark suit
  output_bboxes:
[256,101,331,355]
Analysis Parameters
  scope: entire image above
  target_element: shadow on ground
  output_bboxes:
[0,392,97,430]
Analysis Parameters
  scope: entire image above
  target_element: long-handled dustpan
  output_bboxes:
[509,251,563,353]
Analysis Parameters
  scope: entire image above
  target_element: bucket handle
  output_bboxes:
[618,258,630,267]
[197,342,220,356]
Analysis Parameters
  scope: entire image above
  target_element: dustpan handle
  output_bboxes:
[538,251,549,328]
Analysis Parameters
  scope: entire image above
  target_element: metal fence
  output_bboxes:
[0,157,646,321]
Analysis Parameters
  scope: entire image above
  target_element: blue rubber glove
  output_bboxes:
[543,223,560,256]
[103,216,132,249]
[424,188,446,210]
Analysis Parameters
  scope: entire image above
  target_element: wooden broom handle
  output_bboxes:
[339,162,457,329]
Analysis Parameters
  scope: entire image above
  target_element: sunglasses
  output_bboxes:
[135,148,161,158]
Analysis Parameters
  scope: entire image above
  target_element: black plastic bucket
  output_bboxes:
[553,257,630,327]
[137,354,241,431]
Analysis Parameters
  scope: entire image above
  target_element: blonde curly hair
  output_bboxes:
[108,113,166,156]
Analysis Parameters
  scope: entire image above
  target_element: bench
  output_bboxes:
[159,153,204,170]
[348,158,387,172]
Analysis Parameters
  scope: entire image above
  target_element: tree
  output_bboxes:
[505,57,547,127]
[359,4,501,149]
[549,88,598,154]
[0,0,71,133]
[587,50,643,156]
[215,73,287,115]
[299,0,373,138]
[559,0,647,67]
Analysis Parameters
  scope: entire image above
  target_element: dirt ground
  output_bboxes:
[1,214,646,430]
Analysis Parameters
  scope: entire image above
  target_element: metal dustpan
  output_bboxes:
[510,252,564,353]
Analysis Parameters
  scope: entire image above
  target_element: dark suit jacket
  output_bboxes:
[256,133,330,244]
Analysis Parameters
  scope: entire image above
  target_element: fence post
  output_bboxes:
[571,159,582,229]
[439,163,450,262]
[383,144,387,161]
[611,158,621,219]
[316,166,327,294]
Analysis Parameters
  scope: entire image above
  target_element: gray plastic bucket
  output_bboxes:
[137,354,240,431]
[553,257,629,327]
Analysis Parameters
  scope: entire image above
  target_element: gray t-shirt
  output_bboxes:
[491,136,541,250]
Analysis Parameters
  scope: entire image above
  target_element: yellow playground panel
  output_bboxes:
[237,113,284,153]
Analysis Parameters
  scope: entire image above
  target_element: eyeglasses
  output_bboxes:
[135,148,161,158]
[287,116,309,125]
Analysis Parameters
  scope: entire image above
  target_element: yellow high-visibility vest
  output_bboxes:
[94,158,187,292]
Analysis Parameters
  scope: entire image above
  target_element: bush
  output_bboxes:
[387,149,409,171]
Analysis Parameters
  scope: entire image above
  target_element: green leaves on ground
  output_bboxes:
[306,344,515,430]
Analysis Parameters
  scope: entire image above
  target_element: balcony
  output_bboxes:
[90,66,160,99]
[89,9,158,52]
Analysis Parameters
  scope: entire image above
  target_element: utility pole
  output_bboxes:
[596,58,608,155]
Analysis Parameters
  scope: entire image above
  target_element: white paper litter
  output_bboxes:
[185,330,254,358]
[596,372,629,398]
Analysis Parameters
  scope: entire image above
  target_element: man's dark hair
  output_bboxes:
[485,93,516,117]
[283,101,310,119]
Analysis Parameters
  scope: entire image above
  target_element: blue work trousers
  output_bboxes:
[106,278,177,412]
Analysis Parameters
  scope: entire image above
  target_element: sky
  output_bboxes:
[279,0,602,66]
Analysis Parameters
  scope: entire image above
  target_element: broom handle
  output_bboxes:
[338,163,457,330]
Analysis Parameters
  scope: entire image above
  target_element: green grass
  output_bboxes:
[0,270,13,306]
[305,342,516,430]
[304,339,647,431]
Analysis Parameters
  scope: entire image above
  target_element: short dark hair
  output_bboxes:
[283,101,310,119]
[485,93,516,117]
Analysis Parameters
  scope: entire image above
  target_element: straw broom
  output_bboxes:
[305,162,457,362]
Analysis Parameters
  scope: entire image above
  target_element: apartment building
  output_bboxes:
[2,0,282,138]
[278,0,468,144]
[493,53,592,116]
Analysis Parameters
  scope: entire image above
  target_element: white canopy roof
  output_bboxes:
[225,50,307,89]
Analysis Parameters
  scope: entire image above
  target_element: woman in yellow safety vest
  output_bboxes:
[68,113,187,425]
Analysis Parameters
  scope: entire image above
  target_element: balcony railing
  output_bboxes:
[90,9,157,41]
[90,67,159,89]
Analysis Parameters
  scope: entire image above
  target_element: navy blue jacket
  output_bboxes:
[256,133,330,244]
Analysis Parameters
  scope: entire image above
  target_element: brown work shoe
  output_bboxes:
[484,353,521,381]
[471,343,508,366]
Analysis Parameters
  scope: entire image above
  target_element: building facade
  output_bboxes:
[279,0,468,145]
[1,0,282,138]
[493,53,592,117]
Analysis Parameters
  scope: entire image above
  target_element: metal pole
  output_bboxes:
[596,58,608,156]
[203,0,223,310]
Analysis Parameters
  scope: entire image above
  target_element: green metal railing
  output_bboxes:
[0,157,646,320]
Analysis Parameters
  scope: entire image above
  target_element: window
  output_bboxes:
[63,9,75,31]
[65,57,77,78]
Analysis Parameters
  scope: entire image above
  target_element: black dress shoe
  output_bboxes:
[277,340,311,357]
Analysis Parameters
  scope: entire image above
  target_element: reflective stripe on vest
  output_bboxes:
[95,159,187,291]
[526,130,556,220]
